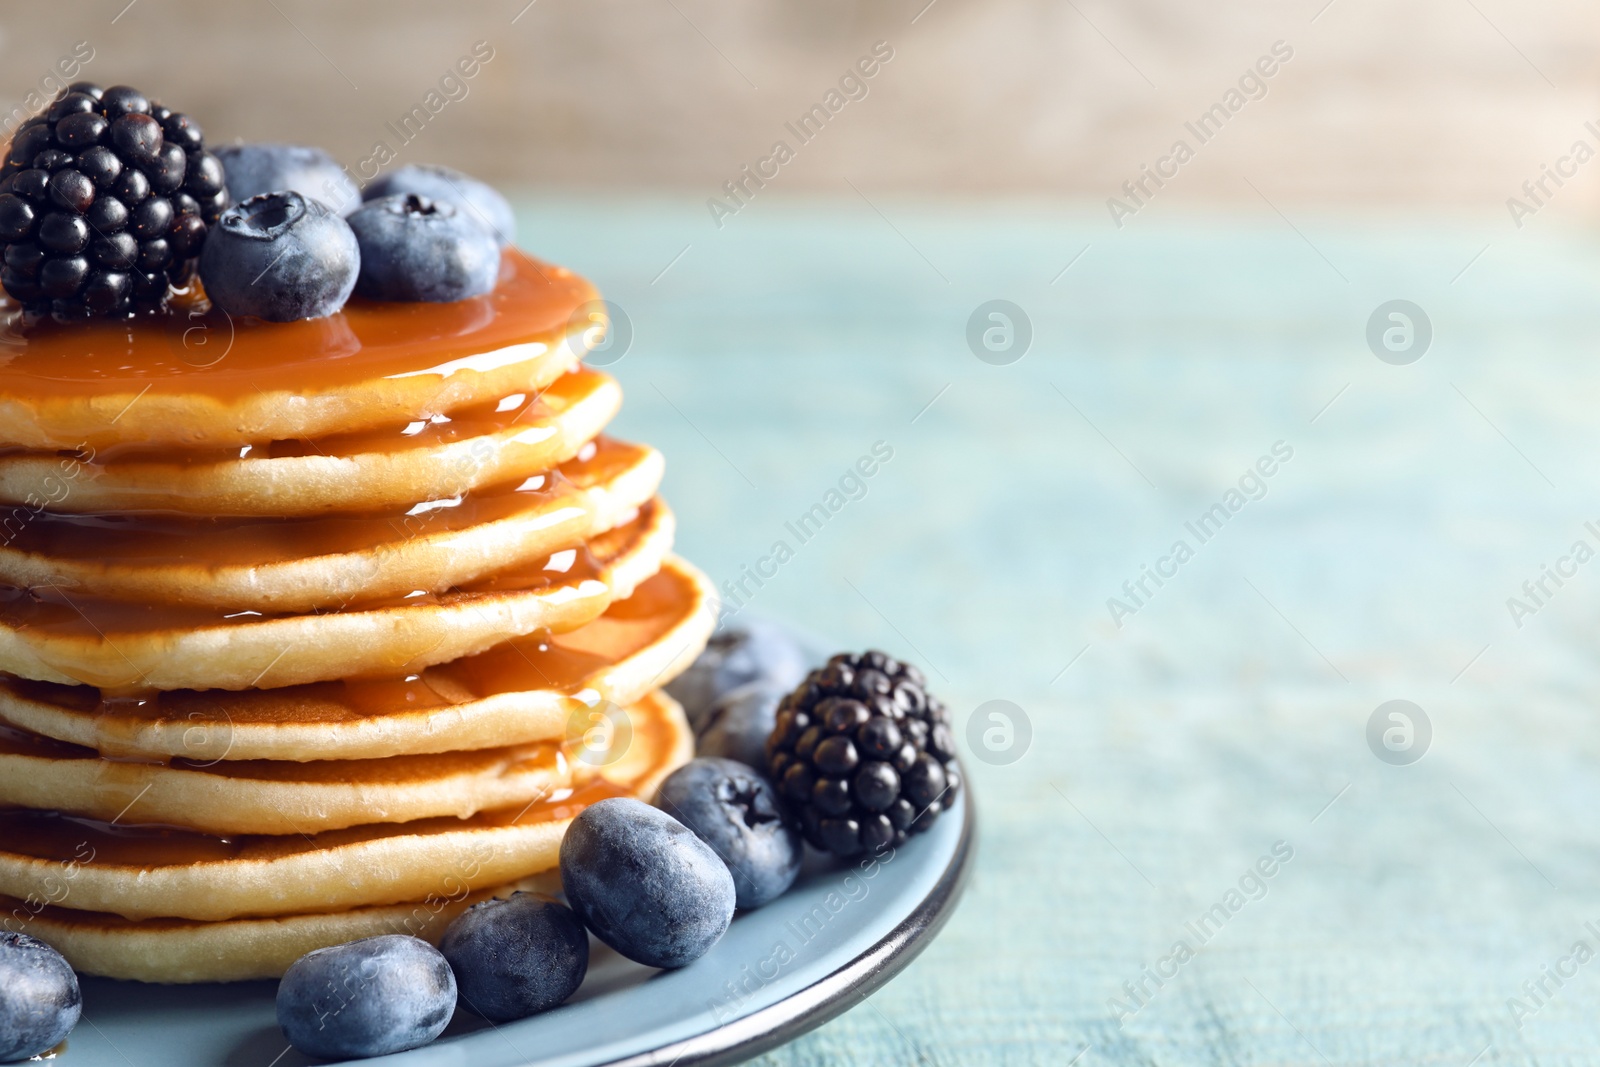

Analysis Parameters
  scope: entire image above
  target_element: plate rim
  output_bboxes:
[591,787,977,1067]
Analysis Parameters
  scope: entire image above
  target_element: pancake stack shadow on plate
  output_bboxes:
[0,251,712,983]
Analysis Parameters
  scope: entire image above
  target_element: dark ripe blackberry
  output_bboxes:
[852,761,900,811]
[169,214,204,257]
[84,195,127,234]
[813,735,859,776]
[0,195,35,242]
[92,232,137,270]
[47,171,94,215]
[130,197,172,239]
[9,123,51,165]
[149,142,186,195]
[4,243,44,276]
[76,146,122,188]
[111,167,148,205]
[46,93,97,123]
[812,777,851,815]
[1,267,38,303]
[136,237,171,272]
[163,113,204,153]
[903,755,947,809]
[33,149,72,172]
[822,698,870,734]
[110,114,161,167]
[11,169,48,202]
[765,650,961,857]
[0,83,226,317]
[39,256,89,299]
[197,188,227,225]
[859,813,895,852]
[794,724,823,761]
[101,86,152,119]
[903,717,929,750]
[82,271,129,314]
[37,214,89,254]
[131,270,166,305]
[184,151,224,197]
[857,715,902,759]
[54,112,106,150]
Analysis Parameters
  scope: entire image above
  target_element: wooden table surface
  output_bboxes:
[520,195,1600,1066]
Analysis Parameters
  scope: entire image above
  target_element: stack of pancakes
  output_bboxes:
[0,251,712,982]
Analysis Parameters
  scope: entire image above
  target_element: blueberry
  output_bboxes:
[364,163,515,245]
[0,932,80,1063]
[214,142,361,215]
[560,797,735,968]
[656,757,802,910]
[696,682,785,769]
[438,893,588,1022]
[276,935,455,1061]
[200,191,359,321]
[347,194,499,303]
[667,619,810,730]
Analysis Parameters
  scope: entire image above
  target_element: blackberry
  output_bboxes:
[765,650,961,857]
[0,83,226,320]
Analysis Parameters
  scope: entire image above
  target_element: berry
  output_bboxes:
[0,82,224,318]
[214,142,360,214]
[364,163,516,245]
[765,650,960,857]
[438,893,588,1022]
[199,191,359,321]
[667,619,810,730]
[696,681,784,768]
[347,193,499,303]
[656,757,803,910]
[0,932,81,1062]
[276,935,455,1060]
[560,797,735,968]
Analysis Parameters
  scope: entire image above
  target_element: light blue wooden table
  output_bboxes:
[517,194,1600,1065]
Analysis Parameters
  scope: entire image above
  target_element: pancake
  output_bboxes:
[0,556,716,762]
[0,437,662,612]
[0,725,575,835]
[0,498,674,691]
[2,883,526,984]
[0,251,595,452]
[0,367,622,517]
[0,690,690,923]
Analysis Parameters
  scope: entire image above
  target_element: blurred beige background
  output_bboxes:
[1,0,1598,222]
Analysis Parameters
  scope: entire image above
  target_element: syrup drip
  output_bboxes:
[0,710,666,869]
[0,501,655,638]
[74,365,615,467]
[0,720,567,786]
[0,562,697,737]
[0,437,645,569]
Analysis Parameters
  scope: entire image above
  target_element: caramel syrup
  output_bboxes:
[0,251,591,402]
[0,437,648,570]
[79,364,615,467]
[0,703,671,869]
[0,561,698,736]
[0,500,656,639]
[0,720,566,786]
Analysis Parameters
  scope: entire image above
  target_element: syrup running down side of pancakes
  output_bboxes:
[0,250,713,982]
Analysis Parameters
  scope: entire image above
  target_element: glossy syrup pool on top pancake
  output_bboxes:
[0,251,587,401]
[0,250,600,450]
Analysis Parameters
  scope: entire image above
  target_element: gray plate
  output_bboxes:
[58,785,972,1067]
